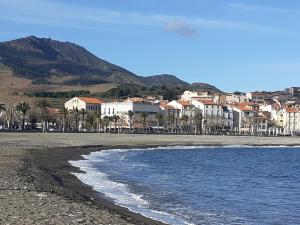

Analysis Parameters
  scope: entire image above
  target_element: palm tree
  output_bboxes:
[86,114,96,131]
[155,113,164,132]
[80,109,87,131]
[127,110,134,131]
[102,116,111,133]
[94,111,102,133]
[37,99,50,132]
[181,114,190,134]
[0,103,5,112]
[112,115,120,133]
[0,103,6,130]
[71,107,80,132]
[59,107,70,133]
[167,113,176,133]
[16,102,31,130]
[193,112,203,135]
[139,112,148,133]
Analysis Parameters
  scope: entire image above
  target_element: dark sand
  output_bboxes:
[1,133,300,225]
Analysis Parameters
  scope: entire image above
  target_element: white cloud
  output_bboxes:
[0,0,295,36]
[165,20,199,37]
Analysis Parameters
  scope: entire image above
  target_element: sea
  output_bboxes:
[70,146,300,225]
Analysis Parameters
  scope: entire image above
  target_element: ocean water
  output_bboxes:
[70,146,300,225]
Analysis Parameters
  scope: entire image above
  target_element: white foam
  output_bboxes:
[70,156,190,225]
[69,145,299,225]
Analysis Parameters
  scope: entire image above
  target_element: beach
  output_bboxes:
[1,133,300,225]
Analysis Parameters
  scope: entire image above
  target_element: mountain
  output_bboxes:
[0,36,222,94]
[190,82,223,93]
[0,36,189,88]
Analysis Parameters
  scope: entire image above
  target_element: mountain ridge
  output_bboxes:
[0,36,221,93]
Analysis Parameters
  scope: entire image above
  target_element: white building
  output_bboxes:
[191,99,225,131]
[283,107,300,135]
[168,100,197,118]
[101,98,160,129]
[222,106,234,129]
[181,90,213,101]
[65,97,102,112]
[233,106,255,133]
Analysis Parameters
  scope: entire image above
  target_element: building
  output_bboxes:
[219,93,249,104]
[101,98,160,129]
[233,106,255,133]
[222,106,234,129]
[168,100,197,118]
[246,92,269,104]
[181,90,214,101]
[65,97,102,112]
[286,87,300,97]
[159,102,180,118]
[283,107,300,135]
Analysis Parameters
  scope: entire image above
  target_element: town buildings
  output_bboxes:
[61,85,300,135]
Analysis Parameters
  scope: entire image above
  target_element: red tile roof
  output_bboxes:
[160,103,175,109]
[177,100,192,106]
[286,107,300,113]
[127,97,145,103]
[78,97,102,104]
[237,106,253,111]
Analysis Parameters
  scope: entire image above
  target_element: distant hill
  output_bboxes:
[190,82,223,93]
[0,36,222,94]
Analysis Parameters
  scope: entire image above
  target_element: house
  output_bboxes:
[222,106,234,129]
[181,90,214,101]
[191,99,224,131]
[246,92,269,104]
[283,107,300,135]
[168,100,197,118]
[159,102,180,118]
[233,106,255,133]
[101,98,160,128]
[65,97,102,112]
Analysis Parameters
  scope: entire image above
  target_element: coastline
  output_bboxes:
[1,133,300,225]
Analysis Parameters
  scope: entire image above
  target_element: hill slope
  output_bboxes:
[0,36,189,88]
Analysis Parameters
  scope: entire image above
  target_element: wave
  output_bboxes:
[70,153,191,225]
[69,145,300,225]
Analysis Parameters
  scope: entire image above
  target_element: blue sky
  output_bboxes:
[1,0,300,92]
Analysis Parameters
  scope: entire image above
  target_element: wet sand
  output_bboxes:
[1,133,300,225]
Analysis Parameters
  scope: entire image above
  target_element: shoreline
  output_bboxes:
[22,145,169,225]
[1,133,300,224]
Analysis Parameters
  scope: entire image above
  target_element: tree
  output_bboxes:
[37,99,50,132]
[86,114,96,131]
[193,112,203,135]
[16,102,31,130]
[0,103,5,113]
[112,115,120,133]
[181,114,190,134]
[155,113,164,132]
[0,103,6,130]
[139,112,148,133]
[102,116,111,133]
[167,113,176,133]
[127,110,134,131]
[71,107,80,132]
[94,111,102,133]
[59,107,70,133]
[80,109,87,131]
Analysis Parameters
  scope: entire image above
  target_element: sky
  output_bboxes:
[1,0,300,92]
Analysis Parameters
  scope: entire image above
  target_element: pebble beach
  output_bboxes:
[1,133,300,225]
